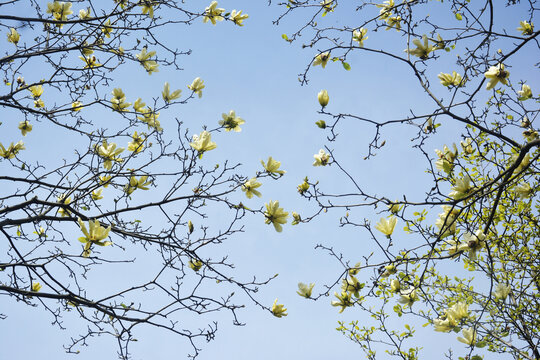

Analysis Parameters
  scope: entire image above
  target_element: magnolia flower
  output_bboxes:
[515,183,533,199]
[352,28,368,47]
[187,77,205,98]
[313,149,331,166]
[264,200,289,232]
[124,175,152,195]
[97,140,124,170]
[34,99,45,108]
[388,201,402,214]
[457,328,477,346]
[79,7,91,20]
[99,175,112,188]
[188,220,194,234]
[460,138,475,155]
[331,291,353,313]
[91,188,104,200]
[71,101,83,111]
[188,259,203,271]
[31,282,42,292]
[517,84,533,101]
[230,9,248,26]
[18,121,32,136]
[190,131,217,158]
[162,82,182,103]
[523,129,539,142]
[77,217,112,257]
[448,302,469,320]
[433,317,454,332]
[398,287,418,307]
[128,131,145,153]
[435,144,458,174]
[133,98,146,113]
[219,110,245,132]
[318,90,329,107]
[291,211,301,225]
[7,28,20,44]
[433,302,468,332]
[438,71,463,87]
[137,109,162,131]
[261,157,286,175]
[271,299,288,317]
[493,283,511,300]
[375,216,397,237]
[462,229,486,259]
[47,1,73,27]
[79,55,101,68]
[449,175,473,200]
[484,63,510,90]
[140,1,155,18]
[0,141,25,159]
[241,178,262,199]
[376,0,394,20]
[405,35,434,59]
[57,194,71,217]
[203,1,225,25]
[297,282,315,298]
[385,16,401,31]
[381,264,396,277]
[341,275,363,298]
[313,52,330,68]
[136,48,159,74]
[111,88,131,111]
[101,19,113,38]
[436,205,460,238]
[28,85,43,98]
[390,279,401,292]
[517,20,534,35]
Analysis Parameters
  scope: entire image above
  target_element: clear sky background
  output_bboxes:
[1,0,537,359]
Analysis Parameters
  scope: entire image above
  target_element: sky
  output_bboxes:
[1,0,538,359]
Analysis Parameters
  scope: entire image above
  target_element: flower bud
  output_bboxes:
[318,90,329,107]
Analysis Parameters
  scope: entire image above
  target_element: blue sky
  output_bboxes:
[1,0,538,359]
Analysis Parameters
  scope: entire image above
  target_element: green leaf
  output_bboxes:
[281,34,289,41]
[342,62,351,71]
[455,13,463,20]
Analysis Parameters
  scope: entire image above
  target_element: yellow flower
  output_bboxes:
[435,143,458,174]
[448,302,469,321]
[313,149,331,166]
[331,291,353,313]
[405,35,434,59]
[203,1,225,25]
[291,211,301,225]
[57,194,71,217]
[136,48,159,74]
[460,138,475,155]
[219,110,245,132]
[297,282,315,298]
[96,140,124,170]
[140,0,155,18]
[188,220,194,234]
[91,188,104,200]
[230,9,248,26]
[271,298,288,317]
[449,175,473,200]
[261,157,286,175]
[264,200,289,232]
[101,19,113,38]
[133,98,146,112]
[0,141,25,159]
[313,52,330,68]
[31,282,42,292]
[320,0,336,15]
[137,108,162,131]
[99,175,112,187]
[128,131,145,153]
[124,175,152,195]
[438,71,464,87]
[18,121,32,136]
[47,1,73,27]
[381,264,396,277]
[190,131,217,158]
[79,7,91,20]
[457,328,477,346]
[28,85,44,98]
[388,200,402,214]
[397,287,418,307]
[71,101,83,111]
[187,77,205,98]
[517,84,532,101]
[241,178,262,199]
[297,178,310,194]
[515,183,532,199]
[436,205,460,238]
[77,217,112,257]
[390,279,401,292]
[352,28,368,47]
[517,20,534,35]
[375,216,397,237]
[376,0,394,20]
[484,63,509,90]
[79,55,101,68]
[341,275,363,298]
[162,82,182,103]
[111,88,131,111]
[34,99,45,108]
[385,16,401,31]
[318,90,329,107]
[7,28,20,44]
[189,258,203,271]
[493,283,511,300]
